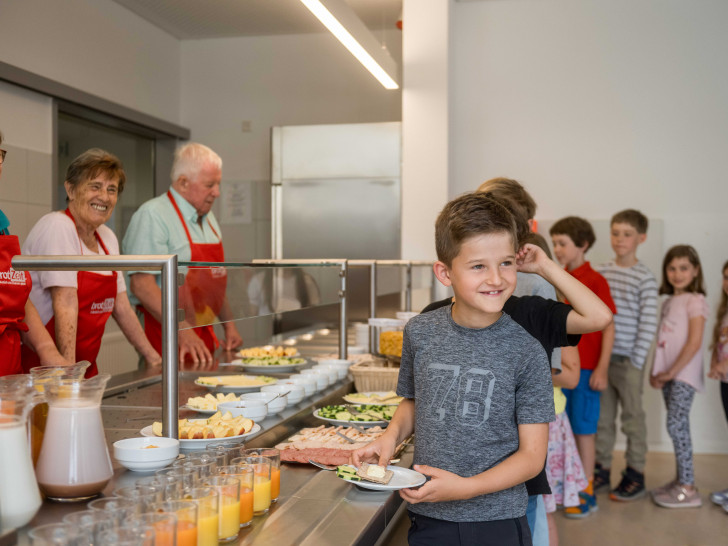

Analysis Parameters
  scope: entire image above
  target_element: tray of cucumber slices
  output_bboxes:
[313,404,396,427]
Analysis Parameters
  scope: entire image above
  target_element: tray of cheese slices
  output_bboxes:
[142,411,260,449]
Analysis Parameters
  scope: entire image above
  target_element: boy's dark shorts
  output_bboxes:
[407,511,532,546]
[563,369,601,435]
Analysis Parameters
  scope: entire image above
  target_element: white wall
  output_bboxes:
[0,0,181,122]
[0,81,54,242]
[180,31,402,261]
[447,0,728,453]
[401,0,451,263]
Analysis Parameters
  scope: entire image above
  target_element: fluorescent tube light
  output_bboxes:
[300,0,399,90]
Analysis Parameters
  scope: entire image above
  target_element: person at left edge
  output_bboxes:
[21,148,162,377]
[0,130,68,376]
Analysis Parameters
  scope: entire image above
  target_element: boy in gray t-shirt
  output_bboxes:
[353,193,555,545]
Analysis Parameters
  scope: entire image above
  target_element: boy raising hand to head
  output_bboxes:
[353,192,555,545]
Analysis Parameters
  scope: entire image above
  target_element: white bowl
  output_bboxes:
[300,369,329,389]
[318,358,354,368]
[317,364,347,381]
[312,365,339,384]
[271,382,305,404]
[113,437,179,472]
[218,400,268,421]
[241,392,287,415]
[285,376,316,397]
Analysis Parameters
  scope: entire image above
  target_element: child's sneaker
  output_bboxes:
[609,467,646,502]
[564,483,598,518]
[593,463,610,493]
[710,487,728,505]
[652,479,678,498]
[652,485,702,509]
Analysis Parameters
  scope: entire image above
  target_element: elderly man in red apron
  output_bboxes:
[123,143,242,365]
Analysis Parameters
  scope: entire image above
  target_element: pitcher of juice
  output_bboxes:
[29,362,91,466]
[0,385,44,530]
[35,373,113,502]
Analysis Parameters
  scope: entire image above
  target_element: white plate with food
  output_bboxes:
[337,465,426,491]
[224,356,310,374]
[194,375,278,393]
[313,405,395,428]
[343,391,403,406]
[141,418,261,449]
[237,345,299,358]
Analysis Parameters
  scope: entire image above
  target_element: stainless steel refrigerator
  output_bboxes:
[271,121,401,260]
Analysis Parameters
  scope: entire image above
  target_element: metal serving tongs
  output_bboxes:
[308,459,340,471]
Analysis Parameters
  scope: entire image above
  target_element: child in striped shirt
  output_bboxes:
[594,209,659,501]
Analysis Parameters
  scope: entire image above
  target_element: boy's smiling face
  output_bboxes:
[434,232,517,329]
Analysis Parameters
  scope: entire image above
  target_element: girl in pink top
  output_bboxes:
[649,245,709,509]
[707,260,728,509]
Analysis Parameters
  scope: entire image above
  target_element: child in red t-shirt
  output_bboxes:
[550,216,617,518]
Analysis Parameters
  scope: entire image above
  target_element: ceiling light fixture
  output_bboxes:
[300,0,399,90]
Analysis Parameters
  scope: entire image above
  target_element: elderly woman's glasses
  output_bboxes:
[0,149,6,165]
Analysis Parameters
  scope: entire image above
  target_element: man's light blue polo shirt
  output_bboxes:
[121,187,223,305]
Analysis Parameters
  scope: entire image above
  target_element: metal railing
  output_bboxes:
[252,259,348,358]
[12,254,180,439]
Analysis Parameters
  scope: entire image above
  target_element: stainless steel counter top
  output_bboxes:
[16,367,410,546]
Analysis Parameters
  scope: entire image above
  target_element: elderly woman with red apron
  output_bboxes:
[0,132,67,376]
[21,148,161,377]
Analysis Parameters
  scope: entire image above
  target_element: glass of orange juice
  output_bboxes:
[151,500,198,546]
[157,467,198,491]
[215,465,254,528]
[232,456,271,516]
[136,475,184,501]
[201,476,240,543]
[114,485,165,514]
[62,509,115,545]
[127,513,177,546]
[239,448,281,502]
[182,487,218,546]
[98,527,156,545]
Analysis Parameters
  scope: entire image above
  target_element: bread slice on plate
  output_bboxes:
[357,463,394,485]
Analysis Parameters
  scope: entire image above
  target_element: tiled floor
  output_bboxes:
[379,451,728,546]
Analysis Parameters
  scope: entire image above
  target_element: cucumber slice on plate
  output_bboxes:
[337,466,361,481]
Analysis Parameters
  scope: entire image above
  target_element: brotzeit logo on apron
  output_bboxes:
[211,266,227,279]
[90,298,115,315]
[0,268,27,286]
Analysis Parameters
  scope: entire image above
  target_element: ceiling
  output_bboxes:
[111,0,403,40]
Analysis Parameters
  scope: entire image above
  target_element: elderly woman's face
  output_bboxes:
[66,174,119,229]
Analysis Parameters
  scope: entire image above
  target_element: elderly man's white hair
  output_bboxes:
[171,142,222,183]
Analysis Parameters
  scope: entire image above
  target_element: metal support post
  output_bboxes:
[13,254,179,439]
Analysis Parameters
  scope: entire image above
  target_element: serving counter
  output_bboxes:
[16,358,411,546]
[8,258,430,545]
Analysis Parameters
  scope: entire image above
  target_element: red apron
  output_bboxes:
[21,209,117,378]
[139,191,227,358]
[0,234,31,377]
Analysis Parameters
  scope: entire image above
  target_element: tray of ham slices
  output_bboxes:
[276,424,408,467]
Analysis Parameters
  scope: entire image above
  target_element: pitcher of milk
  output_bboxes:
[35,373,113,502]
[29,361,91,465]
[0,385,43,530]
